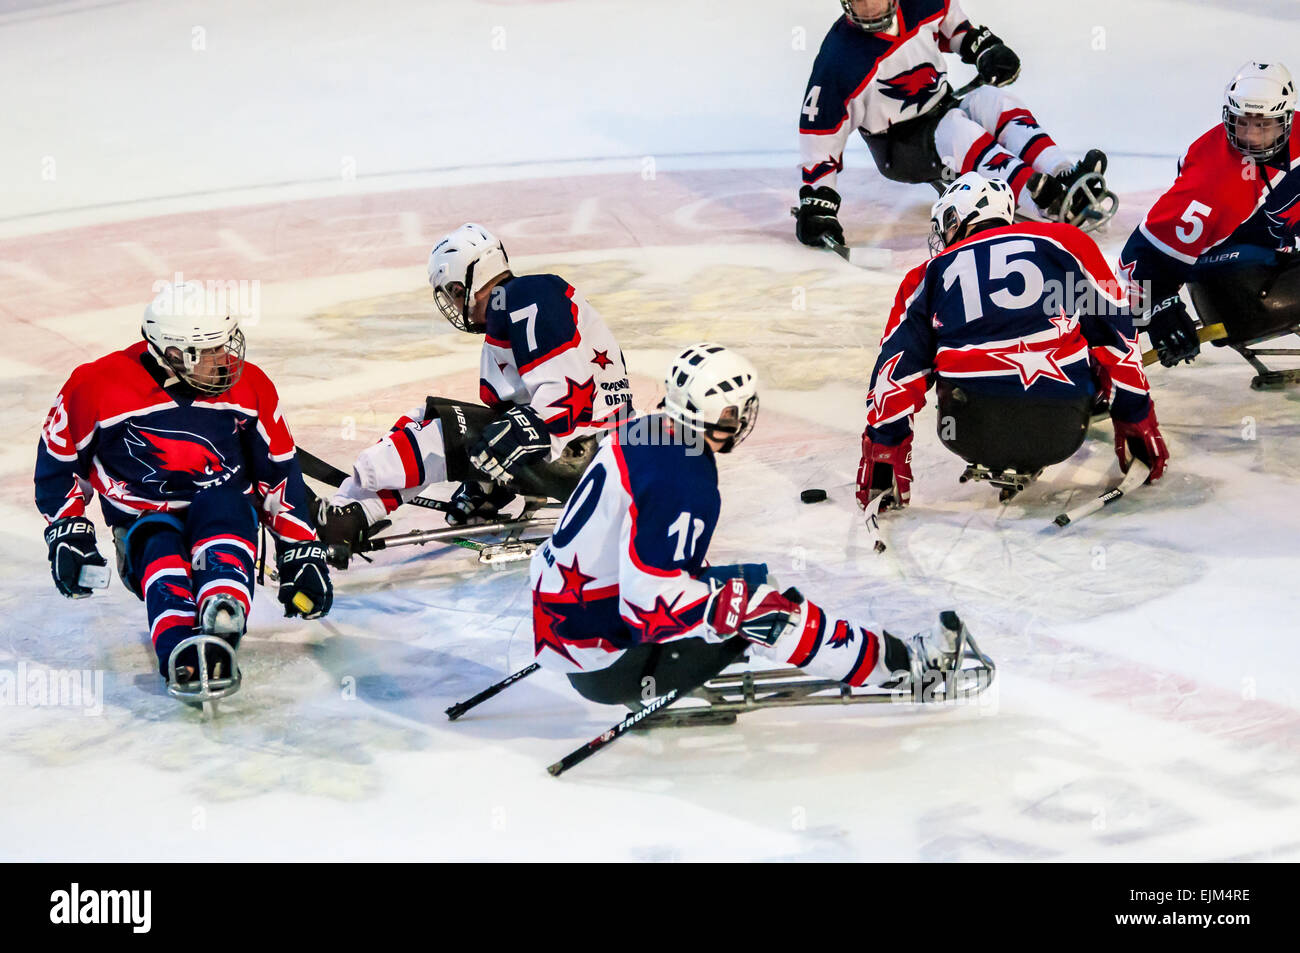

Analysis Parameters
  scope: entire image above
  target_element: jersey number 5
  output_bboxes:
[1175,201,1213,245]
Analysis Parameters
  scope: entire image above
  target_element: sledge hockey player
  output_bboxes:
[857,173,1169,507]
[528,343,981,708]
[1119,62,1300,384]
[314,223,634,560]
[34,281,333,701]
[796,0,1113,248]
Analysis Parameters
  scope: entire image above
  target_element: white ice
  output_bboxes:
[2,0,1299,861]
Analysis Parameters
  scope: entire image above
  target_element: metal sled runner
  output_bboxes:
[632,630,998,730]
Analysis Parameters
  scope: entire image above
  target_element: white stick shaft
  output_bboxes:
[1055,461,1150,527]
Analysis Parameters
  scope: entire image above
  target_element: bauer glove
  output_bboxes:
[470,404,551,484]
[276,541,333,619]
[44,516,108,598]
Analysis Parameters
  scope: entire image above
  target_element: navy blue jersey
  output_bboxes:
[479,274,632,453]
[867,222,1153,445]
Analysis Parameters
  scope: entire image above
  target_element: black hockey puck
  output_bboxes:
[800,488,828,504]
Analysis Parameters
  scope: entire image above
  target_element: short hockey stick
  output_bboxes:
[446,663,541,720]
[547,637,749,777]
[547,688,687,777]
[296,447,349,487]
[1052,460,1149,528]
[1140,322,1228,366]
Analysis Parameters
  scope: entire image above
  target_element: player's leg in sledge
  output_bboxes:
[935,380,1092,501]
[705,580,971,695]
[936,86,1116,229]
[313,396,596,561]
[116,485,255,701]
[1185,245,1300,389]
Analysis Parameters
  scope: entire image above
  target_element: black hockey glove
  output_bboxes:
[796,185,844,247]
[960,26,1020,87]
[276,541,333,619]
[470,404,551,484]
[1144,294,1200,367]
[446,481,517,527]
[44,516,108,598]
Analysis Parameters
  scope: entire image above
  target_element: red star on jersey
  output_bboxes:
[259,478,291,517]
[1049,306,1078,339]
[870,352,909,419]
[626,593,691,642]
[100,475,130,500]
[557,557,595,604]
[1110,333,1147,387]
[987,339,1073,388]
[553,376,597,432]
[590,349,613,370]
[533,581,579,666]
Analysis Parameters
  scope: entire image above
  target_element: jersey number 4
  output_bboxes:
[802,86,822,122]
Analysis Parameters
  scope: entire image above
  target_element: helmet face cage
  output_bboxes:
[708,395,760,453]
[167,328,246,396]
[840,0,896,32]
[1223,106,1293,162]
[433,280,473,333]
[663,345,760,453]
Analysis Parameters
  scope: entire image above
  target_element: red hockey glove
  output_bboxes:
[1113,405,1168,483]
[706,578,801,646]
[855,431,913,510]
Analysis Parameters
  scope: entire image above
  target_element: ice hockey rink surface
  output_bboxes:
[2,0,1299,861]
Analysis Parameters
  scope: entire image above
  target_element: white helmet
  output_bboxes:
[141,281,245,395]
[928,172,1015,255]
[1224,62,1297,162]
[661,343,759,453]
[840,0,895,32]
[426,223,510,333]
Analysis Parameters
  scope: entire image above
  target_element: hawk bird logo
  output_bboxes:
[986,152,1015,172]
[1265,194,1300,243]
[123,423,234,493]
[879,64,943,113]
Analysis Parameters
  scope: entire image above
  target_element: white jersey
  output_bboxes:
[528,417,721,674]
[799,0,973,189]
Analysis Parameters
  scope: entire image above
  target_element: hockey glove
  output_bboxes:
[470,404,551,484]
[706,578,802,646]
[44,516,108,598]
[960,27,1020,87]
[446,481,517,526]
[276,541,333,619]
[796,185,845,247]
[1144,294,1200,367]
[1113,405,1169,483]
[855,431,913,510]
